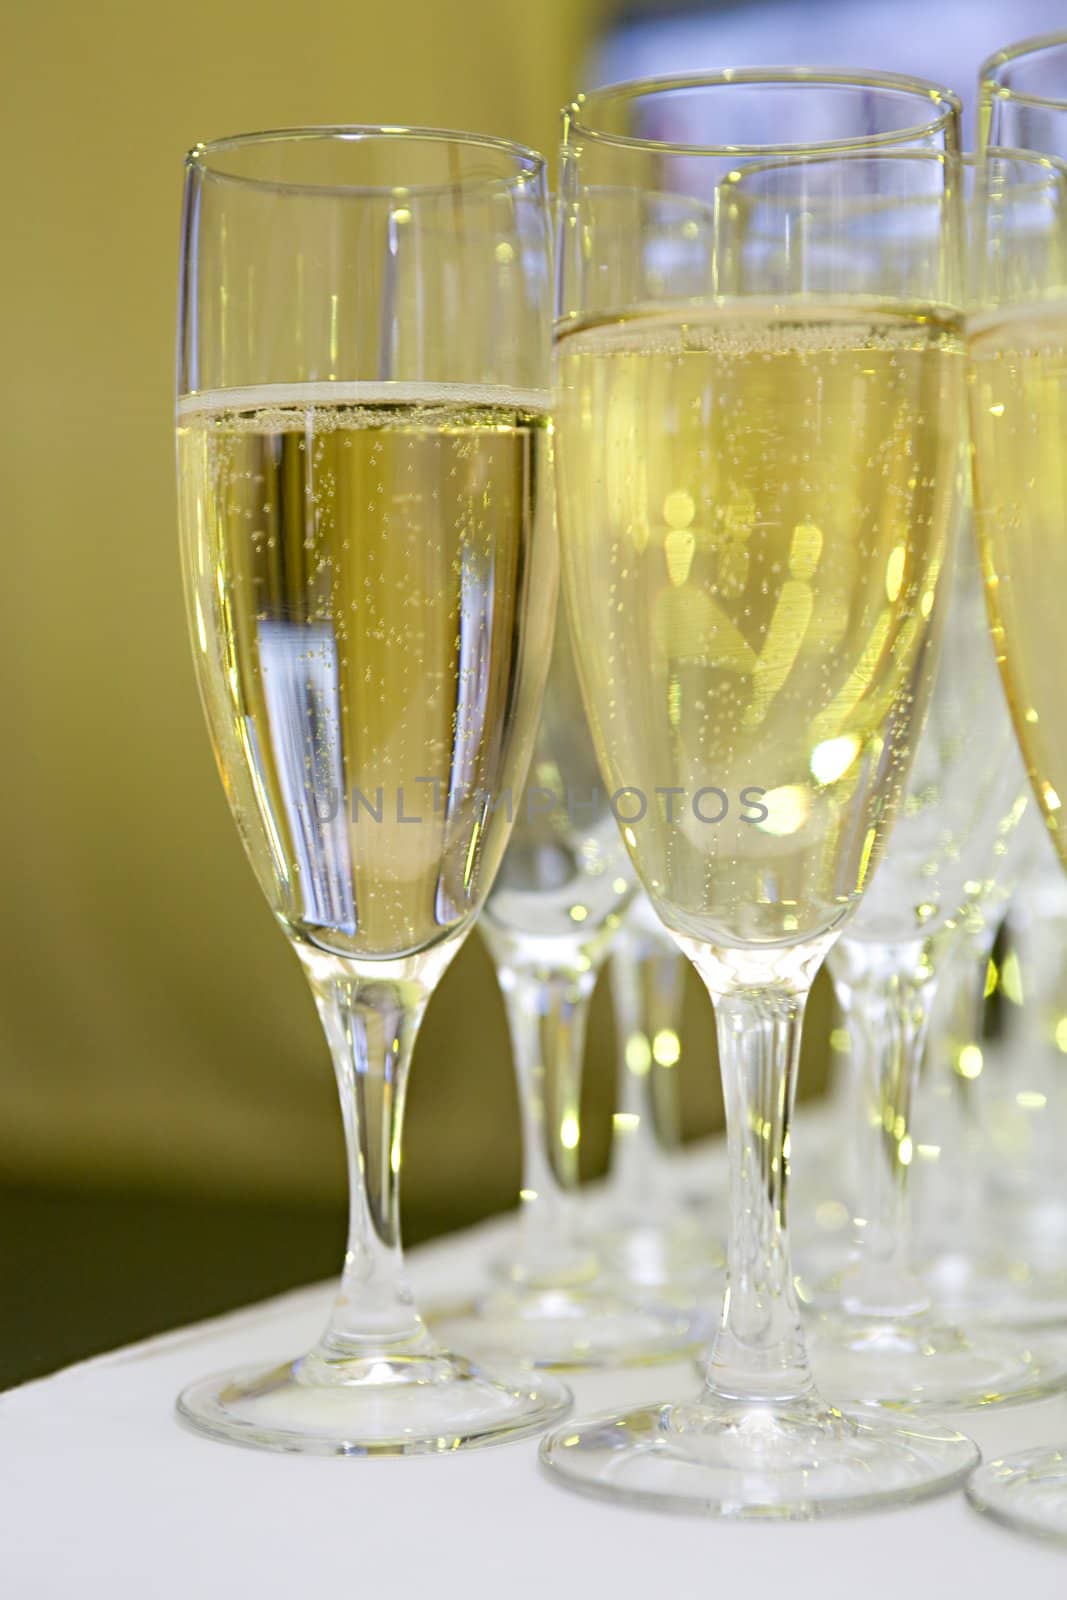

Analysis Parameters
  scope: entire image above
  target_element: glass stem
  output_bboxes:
[687,942,829,1404]
[297,946,450,1364]
[917,924,995,1261]
[830,940,936,1320]
[496,961,598,1286]
[610,928,684,1203]
[949,926,997,1246]
[827,1010,866,1220]
[949,923,996,1136]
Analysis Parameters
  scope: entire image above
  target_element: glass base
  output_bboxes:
[177,1347,572,1456]
[925,1250,1067,1329]
[809,1313,1067,1411]
[792,1239,861,1311]
[967,1445,1067,1543]
[540,1392,978,1518]
[788,1160,856,1252]
[791,1198,856,1252]
[431,1283,711,1370]
[594,1218,725,1297]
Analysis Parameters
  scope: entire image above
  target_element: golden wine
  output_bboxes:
[555,300,963,947]
[969,302,1067,864]
[178,383,555,960]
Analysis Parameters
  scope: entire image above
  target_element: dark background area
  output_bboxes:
[2,964,846,1391]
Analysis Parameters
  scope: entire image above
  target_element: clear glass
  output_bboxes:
[175,126,570,1454]
[981,32,1067,163]
[430,619,709,1366]
[908,900,1005,1292]
[969,818,1067,1317]
[598,890,725,1294]
[610,891,688,1189]
[917,811,1067,1327]
[541,71,979,1518]
[806,484,1063,1411]
[912,154,1067,1329]
[963,35,1067,1540]
[968,1445,1067,1542]
[738,148,1067,1407]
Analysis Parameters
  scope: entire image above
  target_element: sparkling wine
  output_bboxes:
[969,301,1067,864]
[178,382,555,960]
[555,300,963,946]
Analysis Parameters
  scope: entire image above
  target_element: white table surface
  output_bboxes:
[2,1203,1066,1599]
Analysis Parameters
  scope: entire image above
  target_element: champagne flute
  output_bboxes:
[983,820,1067,1295]
[175,127,570,1454]
[964,32,1067,1540]
[709,145,1064,1409]
[809,514,1056,1410]
[915,817,1056,1322]
[541,72,979,1518]
[911,153,1067,1329]
[432,618,709,1364]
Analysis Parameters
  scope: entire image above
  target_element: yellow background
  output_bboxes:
[3,0,831,1236]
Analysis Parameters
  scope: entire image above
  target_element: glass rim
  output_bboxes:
[965,143,1067,179]
[980,30,1067,109]
[564,68,961,157]
[185,123,546,194]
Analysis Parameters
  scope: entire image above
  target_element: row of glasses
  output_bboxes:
[171,48,1067,1526]
[982,817,1067,1309]
[964,29,1067,1541]
[914,807,1066,1330]
[797,439,1046,1411]
[433,618,708,1365]
[773,149,1064,1358]
[713,148,1040,1389]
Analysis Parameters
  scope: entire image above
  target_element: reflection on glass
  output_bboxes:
[600,891,724,1292]
[806,526,1061,1411]
[432,621,710,1367]
[966,32,1067,1540]
[174,127,569,1455]
[540,75,980,1519]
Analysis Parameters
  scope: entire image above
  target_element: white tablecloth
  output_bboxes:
[2,1205,1065,1598]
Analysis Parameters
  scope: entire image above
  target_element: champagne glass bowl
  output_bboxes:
[175,126,569,1454]
[539,70,981,1518]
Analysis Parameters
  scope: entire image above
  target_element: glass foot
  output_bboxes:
[177,1347,571,1456]
[594,1218,725,1296]
[788,1159,856,1253]
[809,1314,1067,1410]
[967,1445,1067,1543]
[925,1250,1067,1329]
[540,1393,978,1518]
[792,1239,862,1311]
[431,1283,711,1370]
